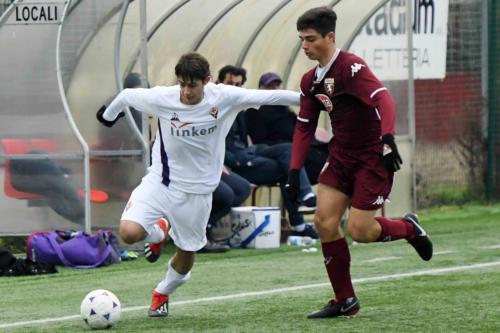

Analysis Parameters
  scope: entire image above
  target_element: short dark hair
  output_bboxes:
[175,52,211,82]
[296,7,337,36]
[217,65,247,85]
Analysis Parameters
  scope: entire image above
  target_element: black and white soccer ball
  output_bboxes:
[80,289,121,329]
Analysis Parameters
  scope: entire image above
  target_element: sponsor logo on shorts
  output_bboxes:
[372,196,385,205]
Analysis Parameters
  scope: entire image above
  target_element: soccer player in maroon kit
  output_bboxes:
[285,7,433,318]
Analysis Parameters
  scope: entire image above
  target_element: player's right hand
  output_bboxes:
[96,105,124,128]
[285,169,300,203]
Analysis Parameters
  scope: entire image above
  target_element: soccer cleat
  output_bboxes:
[298,193,317,214]
[291,222,319,239]
[144,218,169,263]
[404,213,433,261]
[148,291,169,317]
[307,297,360,319]
[198,240,230,253]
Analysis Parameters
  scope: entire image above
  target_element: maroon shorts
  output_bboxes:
[317,145,394,210]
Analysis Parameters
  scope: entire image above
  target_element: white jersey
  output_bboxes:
[103,82,299,194]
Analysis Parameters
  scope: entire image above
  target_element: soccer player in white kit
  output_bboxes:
[96,52,299,317]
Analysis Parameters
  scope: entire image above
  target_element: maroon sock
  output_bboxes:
[321,238,355,301]
[375,216,414,242]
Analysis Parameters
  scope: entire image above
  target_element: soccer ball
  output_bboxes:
[80,289,121,329]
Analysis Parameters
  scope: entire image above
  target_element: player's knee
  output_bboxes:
[119,228,136,244]
[313,214,327,232]
[119,222,143,244]
[314,214,340,237]
[348,222,370,242]
[348,224,363,242]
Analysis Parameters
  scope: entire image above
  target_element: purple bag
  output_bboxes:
[27,230,121,268]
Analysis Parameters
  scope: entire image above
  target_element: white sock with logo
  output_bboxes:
[155,259,191,295]
[144,223,165,244]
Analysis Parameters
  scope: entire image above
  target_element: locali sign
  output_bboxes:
[6,1,67,25]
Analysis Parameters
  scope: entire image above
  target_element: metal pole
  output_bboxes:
[487,0,498,199]
[56,0,92,233]
[139,0,150,151]
[406,0,417,211]
[114,0,149,172]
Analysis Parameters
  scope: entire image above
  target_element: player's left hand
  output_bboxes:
[285,169,300,202]
[96,105,124,128]
[381,134,403,172]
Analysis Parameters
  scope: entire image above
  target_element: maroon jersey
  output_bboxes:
[290,50,396,170]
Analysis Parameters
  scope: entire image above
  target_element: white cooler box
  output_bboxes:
[229,206,281,248]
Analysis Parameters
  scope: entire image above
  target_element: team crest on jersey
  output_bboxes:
[324,78,335,96]
[314,94,333,112]
[209,107,218,119]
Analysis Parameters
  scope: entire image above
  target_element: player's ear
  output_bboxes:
[203,76,212,85]
[327,31,335,43]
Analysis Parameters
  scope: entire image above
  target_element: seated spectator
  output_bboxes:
[200,167,251,253]
[246,72,329,184]
[218,66,318,239]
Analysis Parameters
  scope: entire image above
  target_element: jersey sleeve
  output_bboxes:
[224,85,299,111]
[290,75,320,170]
[342,58,396,136]
[103,87,162,120]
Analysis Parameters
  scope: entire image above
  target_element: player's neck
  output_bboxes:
[318,44,336,67]
[180,92,204,105]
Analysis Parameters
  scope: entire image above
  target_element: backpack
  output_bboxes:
[1,245,57,276]
[27,230,121,268]
[0,245,16,271]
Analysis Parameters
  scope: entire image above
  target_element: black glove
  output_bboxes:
[381,134,403,172]
[96,105,124,128]
[285,169,300,203]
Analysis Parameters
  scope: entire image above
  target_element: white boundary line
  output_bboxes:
[1,260,500,329]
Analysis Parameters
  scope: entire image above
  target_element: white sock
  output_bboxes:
[144,223,165,244]
[292,223,306,232]
[155,259,191,295]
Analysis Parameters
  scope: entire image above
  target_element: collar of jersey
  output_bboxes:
[314,47,341,83]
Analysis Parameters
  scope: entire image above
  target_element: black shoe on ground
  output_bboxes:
[404,213,433,261]
[291,222,319,239]
[198,240,230,253]
[307,297,360,319]
[298,194,317,214]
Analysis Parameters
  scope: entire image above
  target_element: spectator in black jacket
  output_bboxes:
[219,66,318,239]
[245,72,329,184]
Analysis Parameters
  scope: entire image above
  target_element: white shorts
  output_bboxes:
[121,173,212,251]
